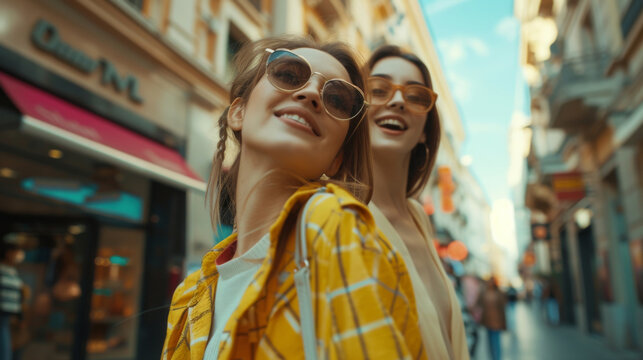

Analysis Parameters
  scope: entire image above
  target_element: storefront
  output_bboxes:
[0,1,218,359]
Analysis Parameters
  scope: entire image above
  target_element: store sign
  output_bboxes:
[30,19,144,104]
[552,171,585,201]
[438,166,455,213]
[531,223,549,240]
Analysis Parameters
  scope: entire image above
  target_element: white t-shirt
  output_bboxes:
[203,233,270,360]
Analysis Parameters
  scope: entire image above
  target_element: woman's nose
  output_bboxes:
[292,75,325,111]
[387,89,405,110]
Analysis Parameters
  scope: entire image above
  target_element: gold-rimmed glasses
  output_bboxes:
[265,48,367,121]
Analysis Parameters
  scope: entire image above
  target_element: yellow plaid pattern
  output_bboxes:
[162,184,426,359]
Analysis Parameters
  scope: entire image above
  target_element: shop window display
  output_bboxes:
[87,227,144,359]
[6,222,94,360]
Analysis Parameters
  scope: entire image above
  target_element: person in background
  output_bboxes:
[162,36,426,359]
[478,277,507,360]
[444,261,479,357]
[506,285,518,332]
[545,279,560,325]
[0,233,25,360]
[364,45,469,360]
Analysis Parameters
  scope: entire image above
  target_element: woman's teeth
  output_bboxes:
[376,118,407,130]
[282,113,311,129]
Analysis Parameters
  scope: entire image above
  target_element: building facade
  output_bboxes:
[516,0,643,352]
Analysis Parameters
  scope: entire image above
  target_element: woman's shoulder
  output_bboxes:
[305,184,374,225]
[169,269,202,308]
[304,185,401,257]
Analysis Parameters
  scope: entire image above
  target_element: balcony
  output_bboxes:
[525,183,557,217]
[547,52,623,133]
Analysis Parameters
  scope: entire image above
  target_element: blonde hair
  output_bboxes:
[207,35,373,230]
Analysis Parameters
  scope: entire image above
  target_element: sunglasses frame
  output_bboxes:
[367,76,438,114]
[265,48,368,121]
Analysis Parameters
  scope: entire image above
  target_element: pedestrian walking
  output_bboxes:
[506,286,518,332]
[364,44,469,360]
[161,36,426,359]
[545,282,560,325]
[478,277,507,360]
[0,233,25,360]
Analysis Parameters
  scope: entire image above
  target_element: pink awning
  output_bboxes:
[0,72,206,192]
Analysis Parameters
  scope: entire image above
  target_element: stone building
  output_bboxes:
[516,0,643,351]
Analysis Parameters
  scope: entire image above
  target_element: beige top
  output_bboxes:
[369,200,469,360]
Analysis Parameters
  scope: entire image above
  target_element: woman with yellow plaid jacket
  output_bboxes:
[161,36,427,359]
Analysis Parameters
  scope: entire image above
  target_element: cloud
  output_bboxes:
[438,37,489,63]
[423,0,470,16]
[445,70,473,103]
[495,16,519,41]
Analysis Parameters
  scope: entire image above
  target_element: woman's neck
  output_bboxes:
[233,154,300,258]
[371,149,412,219]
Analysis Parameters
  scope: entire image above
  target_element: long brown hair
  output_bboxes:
[365,45,441,198]
[208,36,372,228]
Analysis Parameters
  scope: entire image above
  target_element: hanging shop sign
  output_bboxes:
[30,19,144,104]
[552,171,585,201]
[438,166,455,213]
[446,241,468,261]
[422,194,435,215]
[531,223,549,240]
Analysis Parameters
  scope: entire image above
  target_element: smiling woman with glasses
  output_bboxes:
[161,37,426,360]
[265,48,367,121]
[364,45,470,360]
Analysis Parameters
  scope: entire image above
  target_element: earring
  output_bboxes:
[419,143,430,171]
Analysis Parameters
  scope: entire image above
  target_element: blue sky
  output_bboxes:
[420,0,529,203]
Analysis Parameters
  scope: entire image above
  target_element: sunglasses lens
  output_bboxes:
[404,86,434,113]
[322,80,364,120]
[366,78,393,105]
[367,78,435,113]
[267,51,311,90]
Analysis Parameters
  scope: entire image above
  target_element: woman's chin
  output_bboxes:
[371,139,415,156]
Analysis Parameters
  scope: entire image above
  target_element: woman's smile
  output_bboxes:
[374,113,409,135]
[275,106,320,136]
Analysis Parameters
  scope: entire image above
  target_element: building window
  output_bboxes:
[580,10,597,55]
[225,23,249,81]
[621,0,643,39]
[249,0,262,12]
[125,0,145,11]
[306,25,320,41]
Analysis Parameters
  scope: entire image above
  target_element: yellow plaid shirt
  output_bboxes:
[162,184,426,359]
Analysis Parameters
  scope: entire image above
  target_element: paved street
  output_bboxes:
[472,302,641,360]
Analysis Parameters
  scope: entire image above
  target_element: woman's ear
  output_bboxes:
[325,152,344,177]
[227,97,244,131]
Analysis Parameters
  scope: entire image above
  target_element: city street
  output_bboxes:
[472,302,641,360]
[0,0,642,358]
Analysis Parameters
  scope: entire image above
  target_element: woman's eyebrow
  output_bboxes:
[371,74,425,86]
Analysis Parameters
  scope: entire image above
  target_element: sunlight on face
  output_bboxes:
[238,48,352,179]
[368,57,428,157]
